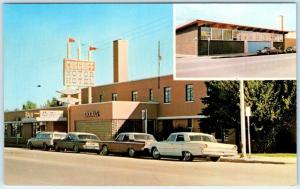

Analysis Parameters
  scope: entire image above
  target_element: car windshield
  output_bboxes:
[77,134,99,140]
[134,134,156,141]
[189,135,217,143]
[53,133,66,139]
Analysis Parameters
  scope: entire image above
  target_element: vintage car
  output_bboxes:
[54,132,101,154]
[257,47,282,55]
[99,132,156,157]
[285,46,296,53]
[27,131,67,151]
[149,132,238,162]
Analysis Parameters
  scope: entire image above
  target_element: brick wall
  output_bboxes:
[176,25,198,55]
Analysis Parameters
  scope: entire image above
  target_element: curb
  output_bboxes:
[220,158,286,164]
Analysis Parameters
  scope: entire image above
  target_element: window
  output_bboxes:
[164,87,171,103]
[99,95,104,102]
[5,124,8,137]
[11,123,22,137]
[166,134,176,142]
[116,134,124,141]
[211,28,222,40]
[223,29,232,40]
[201,27,211,40]
[132,91,138,101]
[112,93,118,101]
[149,89,154,101]
[185,84,194,102]
[176,135,185,142]
[123,134,129,141]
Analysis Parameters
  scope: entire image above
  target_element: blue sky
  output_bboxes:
[4,4,173,110]
[175,3,296,31]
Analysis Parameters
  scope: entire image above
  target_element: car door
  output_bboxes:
[174,134,186,156]
[159,134,177,156]
[31,133,41,147]
[110,134,124,152]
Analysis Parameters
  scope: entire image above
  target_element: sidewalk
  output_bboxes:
[221,156,296,164]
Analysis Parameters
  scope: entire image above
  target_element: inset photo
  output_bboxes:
[175,3,296,80]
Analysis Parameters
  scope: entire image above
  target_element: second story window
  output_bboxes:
[112,93,118,101]
[132,91,138,101]
[186,84,194,102]
[149,89,154,101]
[164,87,171,103]
[99,95,104,102]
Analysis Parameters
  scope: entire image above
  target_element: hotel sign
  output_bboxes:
[39,110,64,121]
[63,59,95,87]
[85,110,100,117]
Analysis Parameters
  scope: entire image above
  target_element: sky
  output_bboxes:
[175,3,296,31]
[4,4,173,110]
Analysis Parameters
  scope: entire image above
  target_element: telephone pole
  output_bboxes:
[240,80,247,158]
[158,41,161,89]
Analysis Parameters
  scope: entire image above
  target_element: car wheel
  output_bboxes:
[74,145,80,153]
[43,143,49,151]
[101,145,109,155]
[128,148,135,157]
[182,151,193,161]
[151,147,160,159]
[210,156,221,162]
[28,142,33,150]
[54,144,60,152]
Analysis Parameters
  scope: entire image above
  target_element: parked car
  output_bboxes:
[149,132,238,162]
[27,131,67,151]
[99,132,156,157]
[54,132,101,154]
[257,47,282,55]
[285,46,296,53]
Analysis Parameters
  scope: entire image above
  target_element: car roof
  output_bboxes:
[170,132,213,137]
[118,132,153,136]
[68,132,97,135]
[37,131,66,134]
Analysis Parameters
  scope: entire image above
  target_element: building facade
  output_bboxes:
[4,75,208,146]
[176,19,288,56]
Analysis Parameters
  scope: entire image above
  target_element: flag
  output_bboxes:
[69,38,75,43]
[89,46,97,51]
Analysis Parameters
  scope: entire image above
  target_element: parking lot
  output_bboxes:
[4,147,297,186]
[176,53,296,79]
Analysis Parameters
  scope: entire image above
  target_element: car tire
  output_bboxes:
[43,143,49,151]
[74,145,80,153]
[182,151,193,161]
[101,145,109,156]
[128,148,135,157]
[151,147,160,159]
[210,156,221,162]
[54,144,60,152]
[28,142,33,150]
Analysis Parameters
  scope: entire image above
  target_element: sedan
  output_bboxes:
[257,47,282,55]
[54,132,101,154]
[149,132,238,162]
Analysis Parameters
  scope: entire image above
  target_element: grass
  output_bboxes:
[250,153,297,158]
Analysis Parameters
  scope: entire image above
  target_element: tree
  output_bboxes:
[200,80,296,153]
[22,101,37,110]
[45,97,60,107]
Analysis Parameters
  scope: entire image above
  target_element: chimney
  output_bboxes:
[279,15,284,31]
[113,39,128,83]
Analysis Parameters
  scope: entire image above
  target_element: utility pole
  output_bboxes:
[158,41,162,89]
[240,80,247,158]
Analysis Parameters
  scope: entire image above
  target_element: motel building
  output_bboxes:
[4,40,209,147]
[176,19,288,56]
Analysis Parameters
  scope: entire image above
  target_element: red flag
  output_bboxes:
[89,46,97,51]
[69,38,75,43]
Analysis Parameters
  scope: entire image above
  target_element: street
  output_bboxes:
[176,53,296,79]
[4,147,297,186]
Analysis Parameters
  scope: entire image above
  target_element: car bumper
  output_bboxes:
[201,149,238,157]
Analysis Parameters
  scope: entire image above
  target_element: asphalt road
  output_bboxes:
[4,147,297,186]
[176,53,296,79]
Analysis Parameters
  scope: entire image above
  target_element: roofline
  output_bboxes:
[85,74,173,89]
[176,19,288,34]
[4,106,67,113]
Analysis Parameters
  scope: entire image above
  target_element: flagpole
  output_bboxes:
[158,41,161,89]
